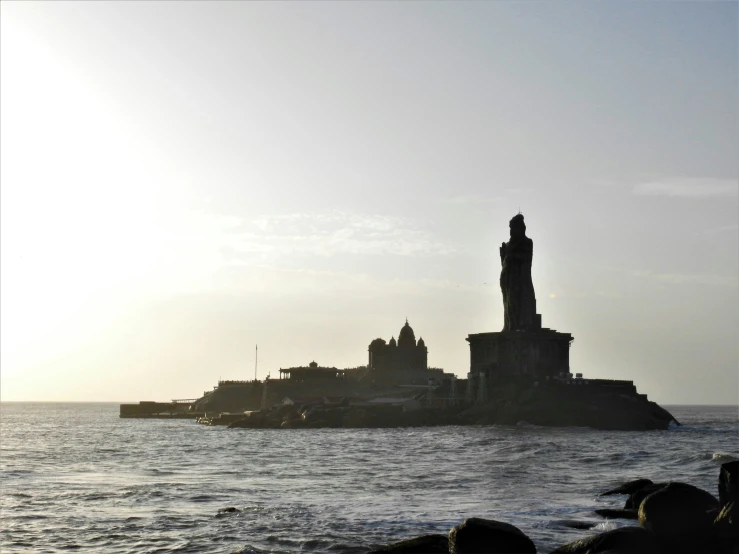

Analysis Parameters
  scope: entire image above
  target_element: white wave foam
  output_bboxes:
[712,452,738,463]
[592,520,617,532]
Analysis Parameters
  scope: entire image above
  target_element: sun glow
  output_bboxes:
[0,19,215,389]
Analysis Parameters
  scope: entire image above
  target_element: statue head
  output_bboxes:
[509,213,526,239]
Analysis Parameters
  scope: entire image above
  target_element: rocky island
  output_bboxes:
[121,214,678,431]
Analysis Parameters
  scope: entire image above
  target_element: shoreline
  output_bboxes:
[366,460,738,553]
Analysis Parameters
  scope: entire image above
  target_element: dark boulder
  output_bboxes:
[711,501,739,553]
[227,412,265,428]
[215,506,241,518]
[266,404,293,421]
[448,518,536,554]
[600,478,653,497]
[594,508,638,520]
[638,482,720,552]
[303,407,343,428]
[367,534,449,554]
[720,461,739,507]
[300,407,324,424]
[552,520,596,530]
[624,483,667,510]
[550,526,660,553]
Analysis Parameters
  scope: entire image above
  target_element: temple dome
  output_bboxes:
[417,337,425,348]
[389,336,397,347]
[398,319,416,347]
[369,338,386,351]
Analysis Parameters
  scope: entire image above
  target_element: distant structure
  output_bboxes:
[467,214,573,381]
[365,319,452,387]
[279,361,346,381]
[368,319,428,372]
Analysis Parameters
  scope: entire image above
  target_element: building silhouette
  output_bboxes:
[368,319,428,372]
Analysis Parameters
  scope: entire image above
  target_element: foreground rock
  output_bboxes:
[638,482,720,552]
[367,534,448,554]
[448,518,536,554]
[712,501,739,553]
[599,478,653,497]
[624,482,667,510]
[586,471,737,554]
[369,466,736,554]
[550,526,659,553]
[720,461,739,506]
[593,508,638,520]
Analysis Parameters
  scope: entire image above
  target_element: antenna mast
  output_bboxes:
[254,344,258,382]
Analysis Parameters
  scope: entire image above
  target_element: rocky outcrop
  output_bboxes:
[448,518,536,554]
[720,461,739,506]
[579,472,735,554]
[228,401,463,430]
[215,506,240,518]
[368,465,737,554]
[192,383,263,413]
[712,501,739,552]
[599,478,653,497]
[624,482,667,509]
[459,385,678,430]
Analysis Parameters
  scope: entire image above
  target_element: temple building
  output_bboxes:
[368,319,428,372]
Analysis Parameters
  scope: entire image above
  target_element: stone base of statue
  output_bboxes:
[466,318,573,381]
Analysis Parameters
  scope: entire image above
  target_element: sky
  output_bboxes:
[1,1,737,404]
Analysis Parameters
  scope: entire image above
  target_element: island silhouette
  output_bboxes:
[121,214,678,431]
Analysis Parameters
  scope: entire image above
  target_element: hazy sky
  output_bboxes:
[1,2,737,404]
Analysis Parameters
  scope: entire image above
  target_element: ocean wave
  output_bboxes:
[1,403,737,554]
[712,452,738,463]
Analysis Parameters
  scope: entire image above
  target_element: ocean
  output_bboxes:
[0,403,736,553]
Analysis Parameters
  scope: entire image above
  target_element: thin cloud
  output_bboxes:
[632,178,738,198]
[191,210,458,264]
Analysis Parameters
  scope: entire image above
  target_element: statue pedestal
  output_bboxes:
[466,328,573,380]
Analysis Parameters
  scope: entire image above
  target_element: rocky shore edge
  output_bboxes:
[225,401,461,429]
[222,389,678,431]
[361,460,738,554]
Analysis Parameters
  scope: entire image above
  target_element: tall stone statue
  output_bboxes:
[499,214,537,331]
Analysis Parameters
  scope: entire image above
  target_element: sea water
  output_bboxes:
[0,403,737,553]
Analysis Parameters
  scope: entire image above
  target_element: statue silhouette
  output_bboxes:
[499,214,537,331]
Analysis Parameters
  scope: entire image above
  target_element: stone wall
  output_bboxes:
[467,329,573,379]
